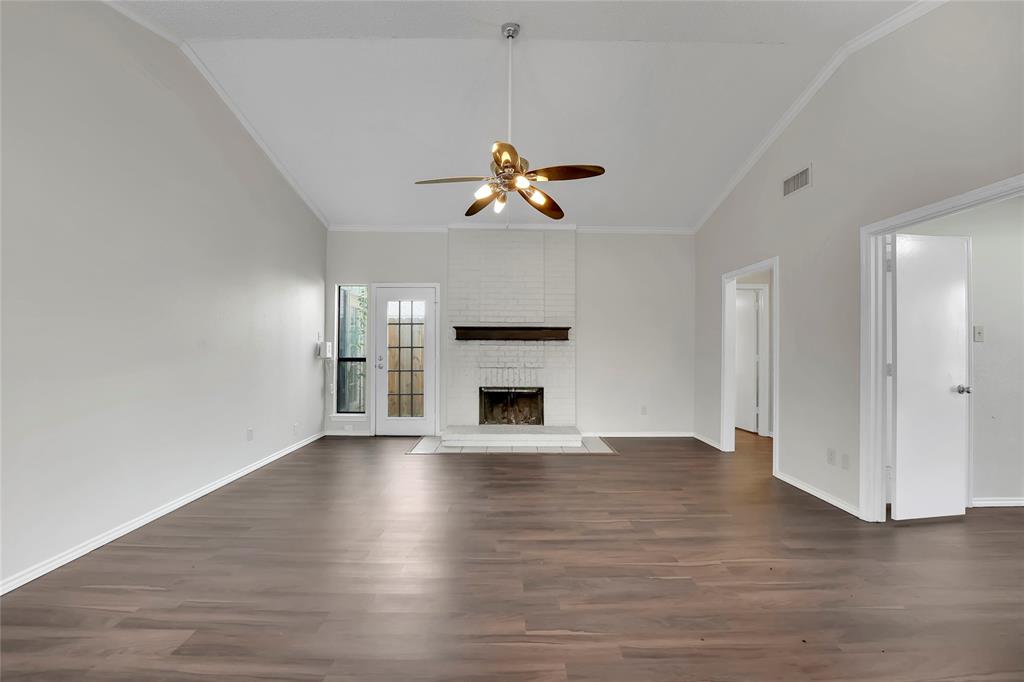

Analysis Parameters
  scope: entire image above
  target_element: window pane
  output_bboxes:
[388,323,399,347]
[412,300,426,322]
[387,301,400,323]
[338,286,368,358]
[412,323,424,347]
[388,395,400,417]
[412,395,423,417]
[399,324,411,347]
[400,348,412,370]
[400,300,412,323]
[336,361,366,413]
[336,285,367,414]
[388,348,399,370]
[388,371,399,394]
[400,371,412,394]
[412,348,423,370]
[412,371,423,394]
[400,395,412,417]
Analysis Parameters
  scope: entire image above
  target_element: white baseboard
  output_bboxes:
[583,431,694,438]
[971,497,1024,507]
[323,430,373,436]
[0,431,324,595]
[693,433,723,450]
[773,470,861,519]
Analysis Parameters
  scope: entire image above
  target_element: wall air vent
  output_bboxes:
[783,166,811,197]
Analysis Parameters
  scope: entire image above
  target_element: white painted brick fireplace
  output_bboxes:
[446,229,576,428]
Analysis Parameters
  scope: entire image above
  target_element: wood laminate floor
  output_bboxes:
[3,434,1022,681]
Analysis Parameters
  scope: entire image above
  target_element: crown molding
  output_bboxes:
[694,0,946,232]
[329,224,449,233]
[577,226,697,235]
[327,224,696,234]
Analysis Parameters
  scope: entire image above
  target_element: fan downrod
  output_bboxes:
[502,22,519,39]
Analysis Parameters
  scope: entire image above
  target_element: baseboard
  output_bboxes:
[582,431,694,438]
[773,470,860,519]
[971,497,1024,507]
[0,431,324,595]
[323,430,373,437]
[693,433,723,450]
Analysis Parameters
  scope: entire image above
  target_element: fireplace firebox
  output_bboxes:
[479,387,544,425]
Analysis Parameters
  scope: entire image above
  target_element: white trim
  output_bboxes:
[324,429,373,437]
[694,433,723,450]
[577,226,698,235]
[329,225,449,233]
[370,283,442,437]
[971,497,1024,508]
[0,432,324,595]
[774,471,861,518]
[695,1,944,231]
[107,1,181,45]
[178,43,329,228]
[858,174,1024,523]
[582,431,694,438]
[327,224,696,235]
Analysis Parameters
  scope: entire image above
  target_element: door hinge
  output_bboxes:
[885,258,893,273]
[885,362,893,376]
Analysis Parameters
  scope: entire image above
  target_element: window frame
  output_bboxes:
[335,284,369,415]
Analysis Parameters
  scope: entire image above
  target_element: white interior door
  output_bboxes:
[893,234,970,520]
[373,286,437,436]
[735,289,759,432]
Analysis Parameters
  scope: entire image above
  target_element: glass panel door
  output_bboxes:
[374,286,436,436]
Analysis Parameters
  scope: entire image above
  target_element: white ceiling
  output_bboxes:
[120,1,913,229]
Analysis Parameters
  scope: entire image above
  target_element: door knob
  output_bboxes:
[956,385,972,394]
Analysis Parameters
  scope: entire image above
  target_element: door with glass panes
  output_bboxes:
[373,286,437,435]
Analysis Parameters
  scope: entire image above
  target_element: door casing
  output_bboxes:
[369,283,441,437]
[858,174,1023,522]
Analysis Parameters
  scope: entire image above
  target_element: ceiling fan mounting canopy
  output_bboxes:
[413,22,605,221]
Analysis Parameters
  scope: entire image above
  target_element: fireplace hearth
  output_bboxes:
[479,387,544,425]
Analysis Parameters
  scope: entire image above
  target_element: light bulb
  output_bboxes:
[474,184,494,200]
[493,193,506,214]
[528,188,546,206]
[514,175,530,189]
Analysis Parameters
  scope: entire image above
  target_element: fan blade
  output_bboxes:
[527,165,605,182]
[518,187,564,220]
[415,176,489,184]
[465,192,499,216]
[491,141,520,171]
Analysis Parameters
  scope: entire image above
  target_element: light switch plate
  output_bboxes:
[973,325,985,342]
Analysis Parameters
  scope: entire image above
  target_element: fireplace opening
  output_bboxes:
[479,387,544,425]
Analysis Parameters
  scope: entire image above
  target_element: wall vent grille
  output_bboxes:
[783,167,810,196]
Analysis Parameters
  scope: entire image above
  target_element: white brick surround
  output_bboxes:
[447,230,576,426]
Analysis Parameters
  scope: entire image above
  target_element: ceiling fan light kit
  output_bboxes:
[414,22,605,221]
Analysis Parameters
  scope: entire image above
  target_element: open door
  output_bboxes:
[735,289,759,433]
[892,234,970,520]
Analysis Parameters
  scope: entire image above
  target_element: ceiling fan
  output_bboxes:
[415,23,605,221]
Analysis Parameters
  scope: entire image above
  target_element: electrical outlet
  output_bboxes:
[640,405,648,416]
[973,325,985,342]
[246,427,254,442]
[826,448,837,466]
[841,452,850,470]
[292,422,298,435]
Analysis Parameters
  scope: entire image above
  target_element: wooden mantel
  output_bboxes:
[453,326,571,342]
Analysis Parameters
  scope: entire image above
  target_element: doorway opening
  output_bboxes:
[720,257,780,475]
[859,175,1024,522]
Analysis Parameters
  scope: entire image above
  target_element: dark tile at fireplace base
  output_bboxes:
[479,387,544,425]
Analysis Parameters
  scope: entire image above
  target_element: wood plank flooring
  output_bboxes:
[3,433,1022,681]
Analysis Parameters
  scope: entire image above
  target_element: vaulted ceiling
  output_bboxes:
[118,1,913,230]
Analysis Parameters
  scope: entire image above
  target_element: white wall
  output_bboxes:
[577,233,696,435]
[325,230,696,435]
[903,197,1024,501]
[1,2,326,588]
[324,231,448,434]
[694,2,1023,508]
